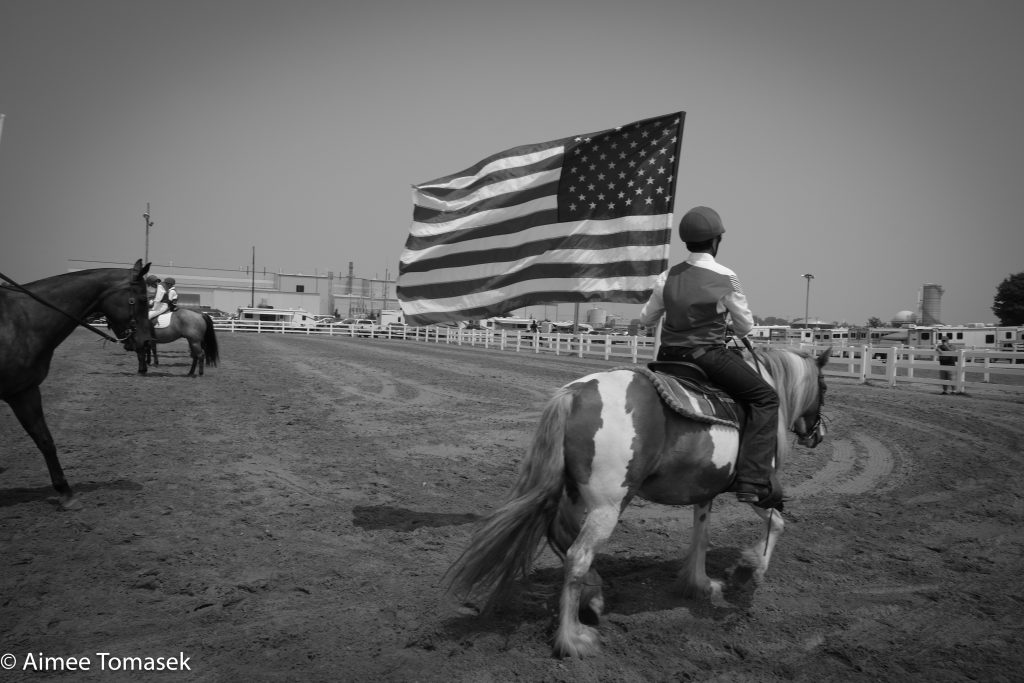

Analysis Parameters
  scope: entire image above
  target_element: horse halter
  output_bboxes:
[793,371,827,445]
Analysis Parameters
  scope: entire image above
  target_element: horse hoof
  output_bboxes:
[59,494,83,511]
[553,624,601,658]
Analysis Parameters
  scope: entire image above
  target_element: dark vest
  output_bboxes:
[661,261,733,348]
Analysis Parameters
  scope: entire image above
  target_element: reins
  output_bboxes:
[0,269,132,344]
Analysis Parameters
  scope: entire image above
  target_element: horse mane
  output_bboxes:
[751,348,820,468]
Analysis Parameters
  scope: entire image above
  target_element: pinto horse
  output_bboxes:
[139,308,219,377]
[0,260,153,508]
[445,346,831,657]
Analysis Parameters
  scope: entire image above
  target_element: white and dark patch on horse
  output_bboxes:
[562,376,603,501]
[622,372,739,504]
[587,372,634,501]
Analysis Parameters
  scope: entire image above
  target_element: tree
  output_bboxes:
[867,316,884,327]
[993,272,1024,325]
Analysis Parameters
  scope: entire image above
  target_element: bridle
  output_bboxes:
[793,371,827,442]
[0,269,141,345]
[740,336,825,442]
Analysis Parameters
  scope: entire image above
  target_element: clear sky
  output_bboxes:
[2,0,1022,326]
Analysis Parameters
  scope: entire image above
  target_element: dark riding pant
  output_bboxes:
[657,345,780,487]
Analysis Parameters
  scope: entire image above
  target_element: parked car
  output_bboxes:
[336,318,376,336]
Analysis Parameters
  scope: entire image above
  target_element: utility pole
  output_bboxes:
[802,273,815,328]
[143,203,154,263]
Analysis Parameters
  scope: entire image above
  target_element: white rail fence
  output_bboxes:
[810,344,1024,394]
[212,321,1024,393]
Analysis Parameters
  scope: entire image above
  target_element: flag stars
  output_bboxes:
[558,114,680,221]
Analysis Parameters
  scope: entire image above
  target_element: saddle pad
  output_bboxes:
[616,366,741,428]
[154,311,173,329]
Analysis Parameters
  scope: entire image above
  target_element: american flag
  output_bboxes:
[397,112,685,326]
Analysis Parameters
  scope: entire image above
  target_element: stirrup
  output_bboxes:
[733,482,787,511]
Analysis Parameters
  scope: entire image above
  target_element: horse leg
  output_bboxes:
[551,495,604,623]
[554,504,620,658]
[6,387,79,509]
[733,506,785,585]
[186,348,199,378]
[676,500,723,599]
[136,348,148,374]
[196,342,206,376]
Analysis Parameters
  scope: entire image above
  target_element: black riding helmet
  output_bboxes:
[678,206,725,243]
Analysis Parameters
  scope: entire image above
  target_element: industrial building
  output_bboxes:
[68,259,400,319]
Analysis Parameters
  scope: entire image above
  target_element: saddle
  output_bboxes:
[619,362,743,428]
[152,311,173,329]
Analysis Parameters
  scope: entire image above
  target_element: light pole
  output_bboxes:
[801,273,814,328]
[143,203,154,263]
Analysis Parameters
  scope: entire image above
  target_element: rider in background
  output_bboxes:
[148,277,172,321]
[145,275,160,307]
[163,277,178,312]
[640,206,783,509]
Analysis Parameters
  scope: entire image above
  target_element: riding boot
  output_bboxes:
[679,346,784,509]
[730,469,785,510]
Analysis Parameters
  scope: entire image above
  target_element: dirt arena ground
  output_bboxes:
[2,330,1022,682]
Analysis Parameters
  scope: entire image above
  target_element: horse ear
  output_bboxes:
[817,346,832,368]
[133,260,151,280]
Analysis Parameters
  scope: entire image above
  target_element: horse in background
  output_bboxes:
[139,308,219,377]
[0,260,153,508]
[445,347,831,657]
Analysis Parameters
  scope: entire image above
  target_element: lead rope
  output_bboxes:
[738,336,775,556]
[0,269,128,344]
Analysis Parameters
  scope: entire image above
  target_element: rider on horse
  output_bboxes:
[640,206,784,509]
[148,276,178,323]
[145,274,160,308]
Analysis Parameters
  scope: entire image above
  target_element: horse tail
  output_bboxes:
[202,313,220,367]
[444,386,574,610]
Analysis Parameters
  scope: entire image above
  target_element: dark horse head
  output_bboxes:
[100,260,154,353]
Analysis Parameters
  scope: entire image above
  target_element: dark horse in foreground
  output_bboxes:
[139,308,219,376]
[0,260,153,508]
[445,347,831,657]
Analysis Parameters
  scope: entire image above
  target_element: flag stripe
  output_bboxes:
[415,154,564,206]
[413,175,559,223]
[401,276,661,323]
[398,258,667,302]
[407,195,557,240]
[401,228,671,276]
[405,212,668,264]
[416,142,563,190]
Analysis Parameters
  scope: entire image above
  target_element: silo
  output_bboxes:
[920,283,944,325]
[587,307,608,327]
